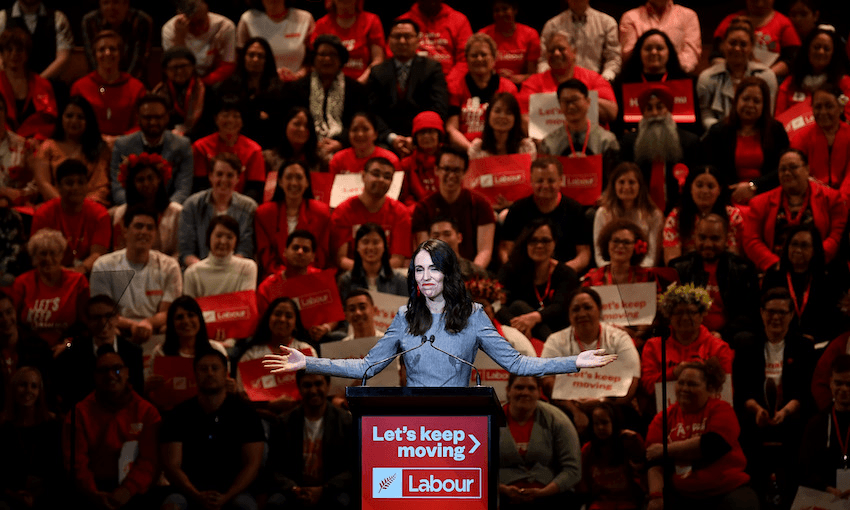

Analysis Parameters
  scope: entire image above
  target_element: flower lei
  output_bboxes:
[633,239,648,255]
[117,152,173,189]
[465,277,506,304]
[658,282,713,316]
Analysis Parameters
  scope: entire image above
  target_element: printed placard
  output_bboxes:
[621,80,696,123]
[262,269,345,328]
[593,282,657,326]
[528,92,563,140]
[551,361,632,400]
[238,357,301,402]
[557,155,603,206]
[196,290,259,339]
[777,102,815,139]
[329,171,404,208]
[463,154,533,206]
[321,336,401,393]
[654,376,733,411]
[369,291,409,333]
[790,486,848,510]
[150,356,197,409]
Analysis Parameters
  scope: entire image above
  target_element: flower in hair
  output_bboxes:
[658,282,713,316]
[633,239,648,255]
[465,277,506,304]
[117,152,173,188]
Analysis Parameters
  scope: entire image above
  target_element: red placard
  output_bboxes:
[463,154,533,206]
[261,269,345,328]
[621,80,696,123]
[311,172,334,204]
[776,102,815,139]
[195,290,259,339]
[263,169,278,203]
[149,356,197,410]
[557,155,603,206]
[237,357,301,402]
[361,415,489,510]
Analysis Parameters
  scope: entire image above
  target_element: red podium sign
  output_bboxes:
[621,80,696,123]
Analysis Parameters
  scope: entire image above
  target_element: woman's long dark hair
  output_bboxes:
[248,296,308,349]
[725,76,778,151]
[271,159,314,203]
[480,92,524,155]
[278,106,320,170]
[677,165,732,243]
[507,217,560,276]
[405,239,473,335]
[236,36,280,90]
[125,163,170,213]
[162,296,214,356]
[351,223,394,286]
[778,223,825,275]
[587,402,627,465]
[619,29,688,82]
[53,95,105,163]
[790,26,846,91]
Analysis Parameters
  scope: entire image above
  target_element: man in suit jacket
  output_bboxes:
[367,18,448,157]
[110,94,194,205]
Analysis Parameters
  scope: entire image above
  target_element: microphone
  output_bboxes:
[426,335,482,387]
[361,336,429,386]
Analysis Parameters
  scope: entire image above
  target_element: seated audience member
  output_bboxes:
[255,160,330,275]
[257,231,323,315]
[286,34,368,157]
[236,0,314,82]
[341,289,381,341]
[412,147,495,269]
[152,47,206,138]
[787,0,820,41]
[539,78,619,177]
[56,294,144,409]
[800,354,850,497]
[791,85,850,198]
[180,153,258,268]
[148,296,228,369]
[215,37,285,150]
[192,96,264,202]
[640,284,734,406]
[812,333,850,411]
[111,94,194,206]
[399,0,472,79]
[0,293,52,409]
[398,111,444,206]
[733,287,814,502]
[580,403,646,510]
[71,30,147,138]
[593,162,663,267]
[12,229,88,349]
[183,215,257,299]
[499,373,581,510]
[669,214,760,342]
[445,33,518,152]
[111,152,183,257]
[0,200,27,287]
[90,206,181,344]
[712,0,800,77]
[663,165,744,264]
[267,371,355,509]
[468,92,535,161]
[743,148,847,272]
[498,218,579,341]
[519,31,617,126]
[762,223,850,343]
[64,350,160,510]
[312,0,385,83]
[160,350,264,510]
[31,159,110,273]
[645,359,757,509]
[621,85,702,212]
[0,28,57,140]
[0,0,72,79]
[328,112,399,176]
[336,223,407,302]
[0,366,63,509]
[429,217,487,280]
[271,107,323,171]
[703,77,790,205]
[541,289,641,434]
[619,0,701,74]
[81,0,152,80]
[465,278,535,357]
[538,0,620,81]
[331,157,411,271]
[698,18,777,131]
[480,0,540,85]
[366,18,449,156]
[586,219,656,286]
[0,95,37,208]
[161,0,236,86]
[501,157,592,272]
[32,96,110,207]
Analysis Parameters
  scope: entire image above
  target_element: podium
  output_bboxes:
[347,386,505,510]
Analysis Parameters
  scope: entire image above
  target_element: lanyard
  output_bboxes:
[167,77,196,120]
[786,273,812,318]
[781,188,811,226]
[566,119,590,157]
[641,72,668,83]
[534,268,554,310]
[574,325,602,352]
[59,209,86,258]
[832,407,850,468]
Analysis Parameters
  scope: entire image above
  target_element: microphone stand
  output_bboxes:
[360,337,428,386]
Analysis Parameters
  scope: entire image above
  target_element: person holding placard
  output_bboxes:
[468,92,536,160]
[264,239,617,387]
[257,230,324,316]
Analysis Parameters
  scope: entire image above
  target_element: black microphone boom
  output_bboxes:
[427,335,482,387]
[360,336,429,386]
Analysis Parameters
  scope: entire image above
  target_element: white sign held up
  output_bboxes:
[552,362,632,400]
[329,171,404,208]
[594,282,657,326]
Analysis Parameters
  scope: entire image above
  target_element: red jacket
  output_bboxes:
[254,198,331,276]
[791,122,850,200]
[811,331,850,411]
[0,71,56,140]
[640,325,734,395]
[743,180,847,271]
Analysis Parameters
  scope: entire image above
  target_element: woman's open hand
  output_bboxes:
[263,345,307,373]
[575,349,617,368]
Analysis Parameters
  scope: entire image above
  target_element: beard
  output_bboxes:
[633,115,683,165]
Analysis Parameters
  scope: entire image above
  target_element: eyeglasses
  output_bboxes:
[610,239,635,246]
[529,237,554,246]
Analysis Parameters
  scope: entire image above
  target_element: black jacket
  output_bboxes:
[702,119,790,193]
[283,74,369,146]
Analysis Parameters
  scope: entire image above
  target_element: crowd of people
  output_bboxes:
[2,0,850,508]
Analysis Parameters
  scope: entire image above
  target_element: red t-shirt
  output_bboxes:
[518,67,615,115]
[714,10,800,57]
[504,404,533,456]
[330,195,412,259]
[13,269,89,346]
[398,150,439,205]
[328,146,400,176]
[31,198,111,267]
[312,12,385,79]
[640,325,734,395]
[192,133,265,193]
[400,3,473,78]
[646,399,749,497]
[734,134,764,183]
[70,72,146,136]
[701,260,726,333]
[448,74,518,141]
[479,23,541,78]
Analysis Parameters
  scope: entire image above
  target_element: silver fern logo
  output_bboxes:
[372,468,401,498]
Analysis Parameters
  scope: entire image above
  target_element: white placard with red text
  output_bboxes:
[621,80,696,123]
[321,336,401,394]
[790,486,848,509]
[329,172,404,208]
[369,291,409,333]
[528,92,563,140]
[551,361,633,400]
[593,282,657,326]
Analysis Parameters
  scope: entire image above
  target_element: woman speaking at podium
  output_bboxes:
[264,240,616,385]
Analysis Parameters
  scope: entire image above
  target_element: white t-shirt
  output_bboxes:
[90,249,182,321]
[162,12,236,76]
[765,340,785,386]
[237,8,314,73]
[541,322,641,379]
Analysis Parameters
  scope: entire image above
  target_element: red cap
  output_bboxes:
[412,111,445,135]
